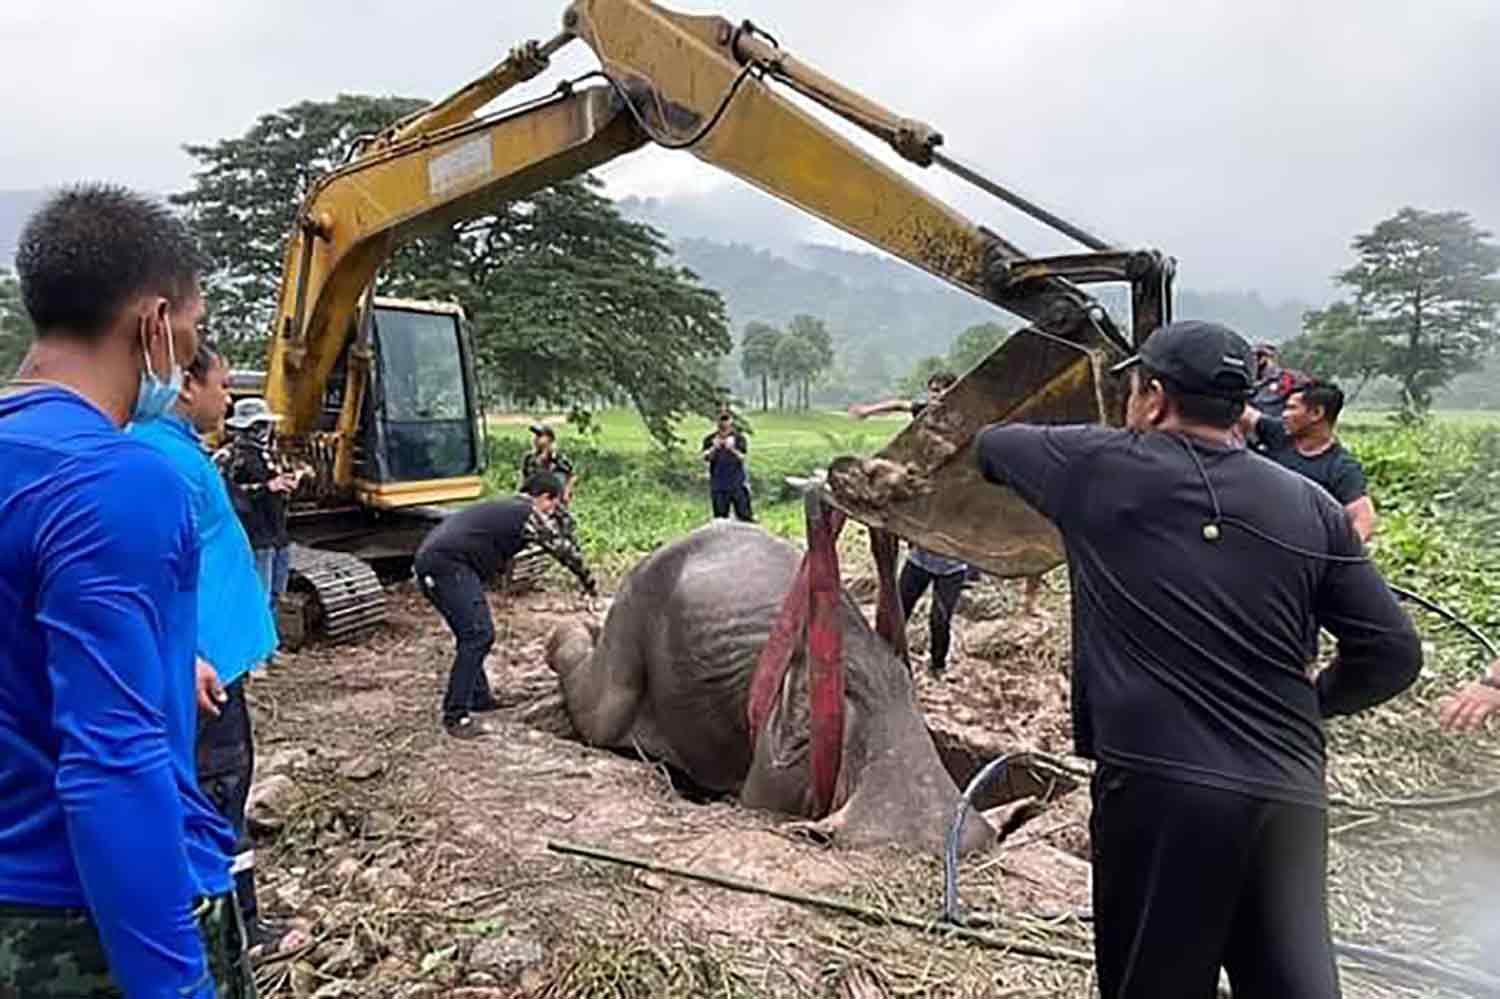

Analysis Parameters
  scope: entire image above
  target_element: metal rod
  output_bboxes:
[931,151,1113,252]
[943,753,1015,924]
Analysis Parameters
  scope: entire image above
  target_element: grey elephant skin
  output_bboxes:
[546,522,995,856]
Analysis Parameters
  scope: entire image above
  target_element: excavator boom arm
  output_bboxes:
[266,0,1173,575]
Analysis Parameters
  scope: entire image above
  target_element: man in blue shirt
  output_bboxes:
[132,344,291,958]
[701,410,754,521]
[0,186,250,997]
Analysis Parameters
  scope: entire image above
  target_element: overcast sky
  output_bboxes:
[2,0,1496,303]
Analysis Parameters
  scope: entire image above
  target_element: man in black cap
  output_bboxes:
[414,472,597,739]
[974,319,1421,998]
[520,423,577,539]
[1249,341,1308,422]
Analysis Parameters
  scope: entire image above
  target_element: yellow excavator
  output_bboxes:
[257,0,1174,645]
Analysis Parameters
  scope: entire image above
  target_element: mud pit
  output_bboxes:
[246,563,1500,998]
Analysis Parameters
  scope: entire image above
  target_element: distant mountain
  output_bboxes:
[621,192,1311,358]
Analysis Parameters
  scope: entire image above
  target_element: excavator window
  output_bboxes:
[368,306,478,482]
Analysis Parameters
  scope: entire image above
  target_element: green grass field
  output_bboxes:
[486,407,910,576]
[489,406,908,454]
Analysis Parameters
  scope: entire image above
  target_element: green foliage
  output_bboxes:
[173,95,731,448]
[897,355,949,396]
[947,320,1012,375]
[1280,302,1385,402]
[1348,421,1500,657]
[1302,208,1500,416]
[442,177,731,448]
[0,268,34,378]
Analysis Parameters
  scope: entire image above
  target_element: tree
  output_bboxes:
[174,95,731,447]
[773,334,817,410]
[172,95,430,362]
[0,269,33,379]
[441,177,731,446]
[947,320,1011,375]
[1304,208,1500,414]
[898,355,949,396]
[1279,302,1384,402]
[783,314,834,410]
[740,321,781,411]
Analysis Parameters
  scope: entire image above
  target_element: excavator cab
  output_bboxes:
[235,298,488,648]
[351,298,486,508]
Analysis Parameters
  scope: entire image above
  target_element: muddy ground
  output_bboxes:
[245,551,1500,999]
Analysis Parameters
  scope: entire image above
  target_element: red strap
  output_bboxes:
[806,505,847,816]
[869,528,908,664]
[744,503,848,819]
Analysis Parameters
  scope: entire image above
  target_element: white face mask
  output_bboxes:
[131,311,183,423]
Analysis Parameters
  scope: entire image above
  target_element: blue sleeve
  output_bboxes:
[35,456,214,999]
[976,423,1117,523]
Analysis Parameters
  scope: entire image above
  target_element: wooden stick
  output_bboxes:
[546,839,1093,966]
[1329,784,1500,811]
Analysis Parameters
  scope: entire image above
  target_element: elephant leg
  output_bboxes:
[546,611,646,748]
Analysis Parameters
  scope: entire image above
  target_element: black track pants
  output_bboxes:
[1090,765,1340,999]
[197,679,261,937]
[897,560,965,671]
[415,557,497,725]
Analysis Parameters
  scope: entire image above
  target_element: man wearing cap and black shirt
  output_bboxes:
[1249,342,1308,422]
[414,472,598,739]
[1240,381,1376,542]
[975,319,1421,998]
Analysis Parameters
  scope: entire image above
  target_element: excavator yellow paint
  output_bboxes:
[354,476,485,509]
[258,0,1165,586]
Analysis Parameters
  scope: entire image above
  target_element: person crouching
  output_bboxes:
[413,473,598,739]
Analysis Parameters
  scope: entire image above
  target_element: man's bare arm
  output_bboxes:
[848,399,914,420]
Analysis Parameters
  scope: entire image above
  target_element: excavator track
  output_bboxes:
[278,545,386,649]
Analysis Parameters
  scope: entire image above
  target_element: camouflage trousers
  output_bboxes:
[0,892,256,998]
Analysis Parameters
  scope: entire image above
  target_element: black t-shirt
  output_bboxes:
[227,438,287,549]
[702,432,748,490]
[415,497,533,579]
[978,425,1420,806]
[1254,417,1367,505]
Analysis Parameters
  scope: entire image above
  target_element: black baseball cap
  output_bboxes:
[529,423,555,439]
[1110,320,1256,400]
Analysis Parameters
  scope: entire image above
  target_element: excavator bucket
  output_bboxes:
[826,327,1126,578]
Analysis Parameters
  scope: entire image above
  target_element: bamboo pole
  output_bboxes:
[546,839,1092,966]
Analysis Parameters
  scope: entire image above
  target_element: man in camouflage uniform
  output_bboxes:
[0,895,253,999]
[414,472,598,739]
[520,423,577,540]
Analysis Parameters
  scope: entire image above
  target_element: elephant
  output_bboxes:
[546,521,995,856]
